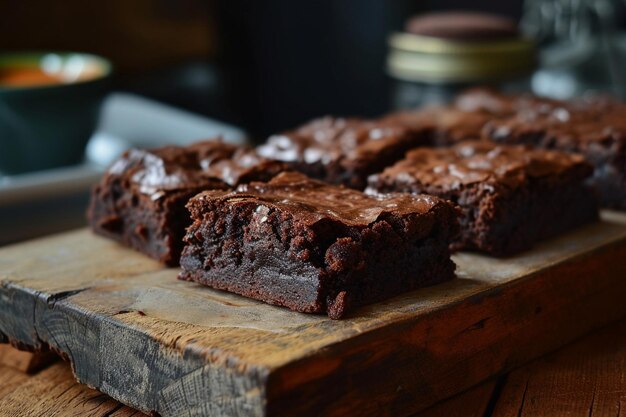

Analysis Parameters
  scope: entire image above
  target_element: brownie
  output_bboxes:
[179,172,458,319]
[380,89,526,145]
[367,141,598,256]
[256,116,430,189]
[476,92,626,209]
[384,89,626,209]
[380,105,494,146]
[88,140,288,265]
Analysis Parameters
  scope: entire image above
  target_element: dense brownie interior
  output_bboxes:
[368,141,598,256]
[478,93,626,209]
[87,88,624,317]
[383,89,626,209]
[179,172,459,318]
[88,140,287,265]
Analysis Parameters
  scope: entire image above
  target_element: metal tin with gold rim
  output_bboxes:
[387,32,537,84]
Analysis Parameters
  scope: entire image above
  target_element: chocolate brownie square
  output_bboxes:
[368,141,598,256]
[88,140,287,265]
[383,89,626,209]
[179,172,458,319]
[257,116,430,189]
[476,92,626,209]
[379,89,518,146]
[380,108,491,147]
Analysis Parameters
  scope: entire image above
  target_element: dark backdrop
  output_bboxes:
[213,0,524,139]
[0,0,524,139]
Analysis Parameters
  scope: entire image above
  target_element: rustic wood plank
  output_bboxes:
[0,363,31,398]
[0,361,144,417]
[107,407,147,417]
[0,211,625,416]
[491,320,626,417]
[266,219,626,417]
[0,344,58,373]
[412,379,497,417]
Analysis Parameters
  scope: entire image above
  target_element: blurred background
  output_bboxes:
[2,0,626,242]
[0,0,526,139]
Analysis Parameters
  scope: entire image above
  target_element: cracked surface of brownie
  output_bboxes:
[382,89,626,209]
[88,140,288,265]
[179,172,458,319]
[368,141,598,256]
[257,117,430,189]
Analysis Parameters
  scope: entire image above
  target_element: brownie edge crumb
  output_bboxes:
[367,141,598,256]
[88,140,289,265]
[179,172,459,319]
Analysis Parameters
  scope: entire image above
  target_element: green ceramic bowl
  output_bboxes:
[0,52,111,174]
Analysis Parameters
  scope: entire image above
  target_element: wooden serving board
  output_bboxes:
[1,212,626,417]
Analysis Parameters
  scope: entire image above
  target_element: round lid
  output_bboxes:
[405,11,518,40]
[388,11,536,84]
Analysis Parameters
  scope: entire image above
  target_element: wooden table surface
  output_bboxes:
[1,318,625,417]
[3,219,626,416]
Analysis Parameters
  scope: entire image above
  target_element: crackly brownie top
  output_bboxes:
[453,88,528,115]
[257,116,417,165]
[105,140,285,198]
[484,97,626,143]
[384,89,626,146]
[371,140,592,190]
[380,89,519,142]
[203,145,288,186]
[191,172,450,227]
[381,106,495,142]
[456,89,626,144]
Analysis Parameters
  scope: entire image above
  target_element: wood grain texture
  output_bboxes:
[1,211,626,416]
[412,379,497,417]
[0,360,144,417]
[491,320,626,417]
[0,362,31,399]
[0,344,57,373]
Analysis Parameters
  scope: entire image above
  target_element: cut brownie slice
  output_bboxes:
[477,92,626,210]
[367,141,598,256]
[257,116,430,189]
[383,89,626,209]
[179,172,459,319]
[88,140,288,265]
